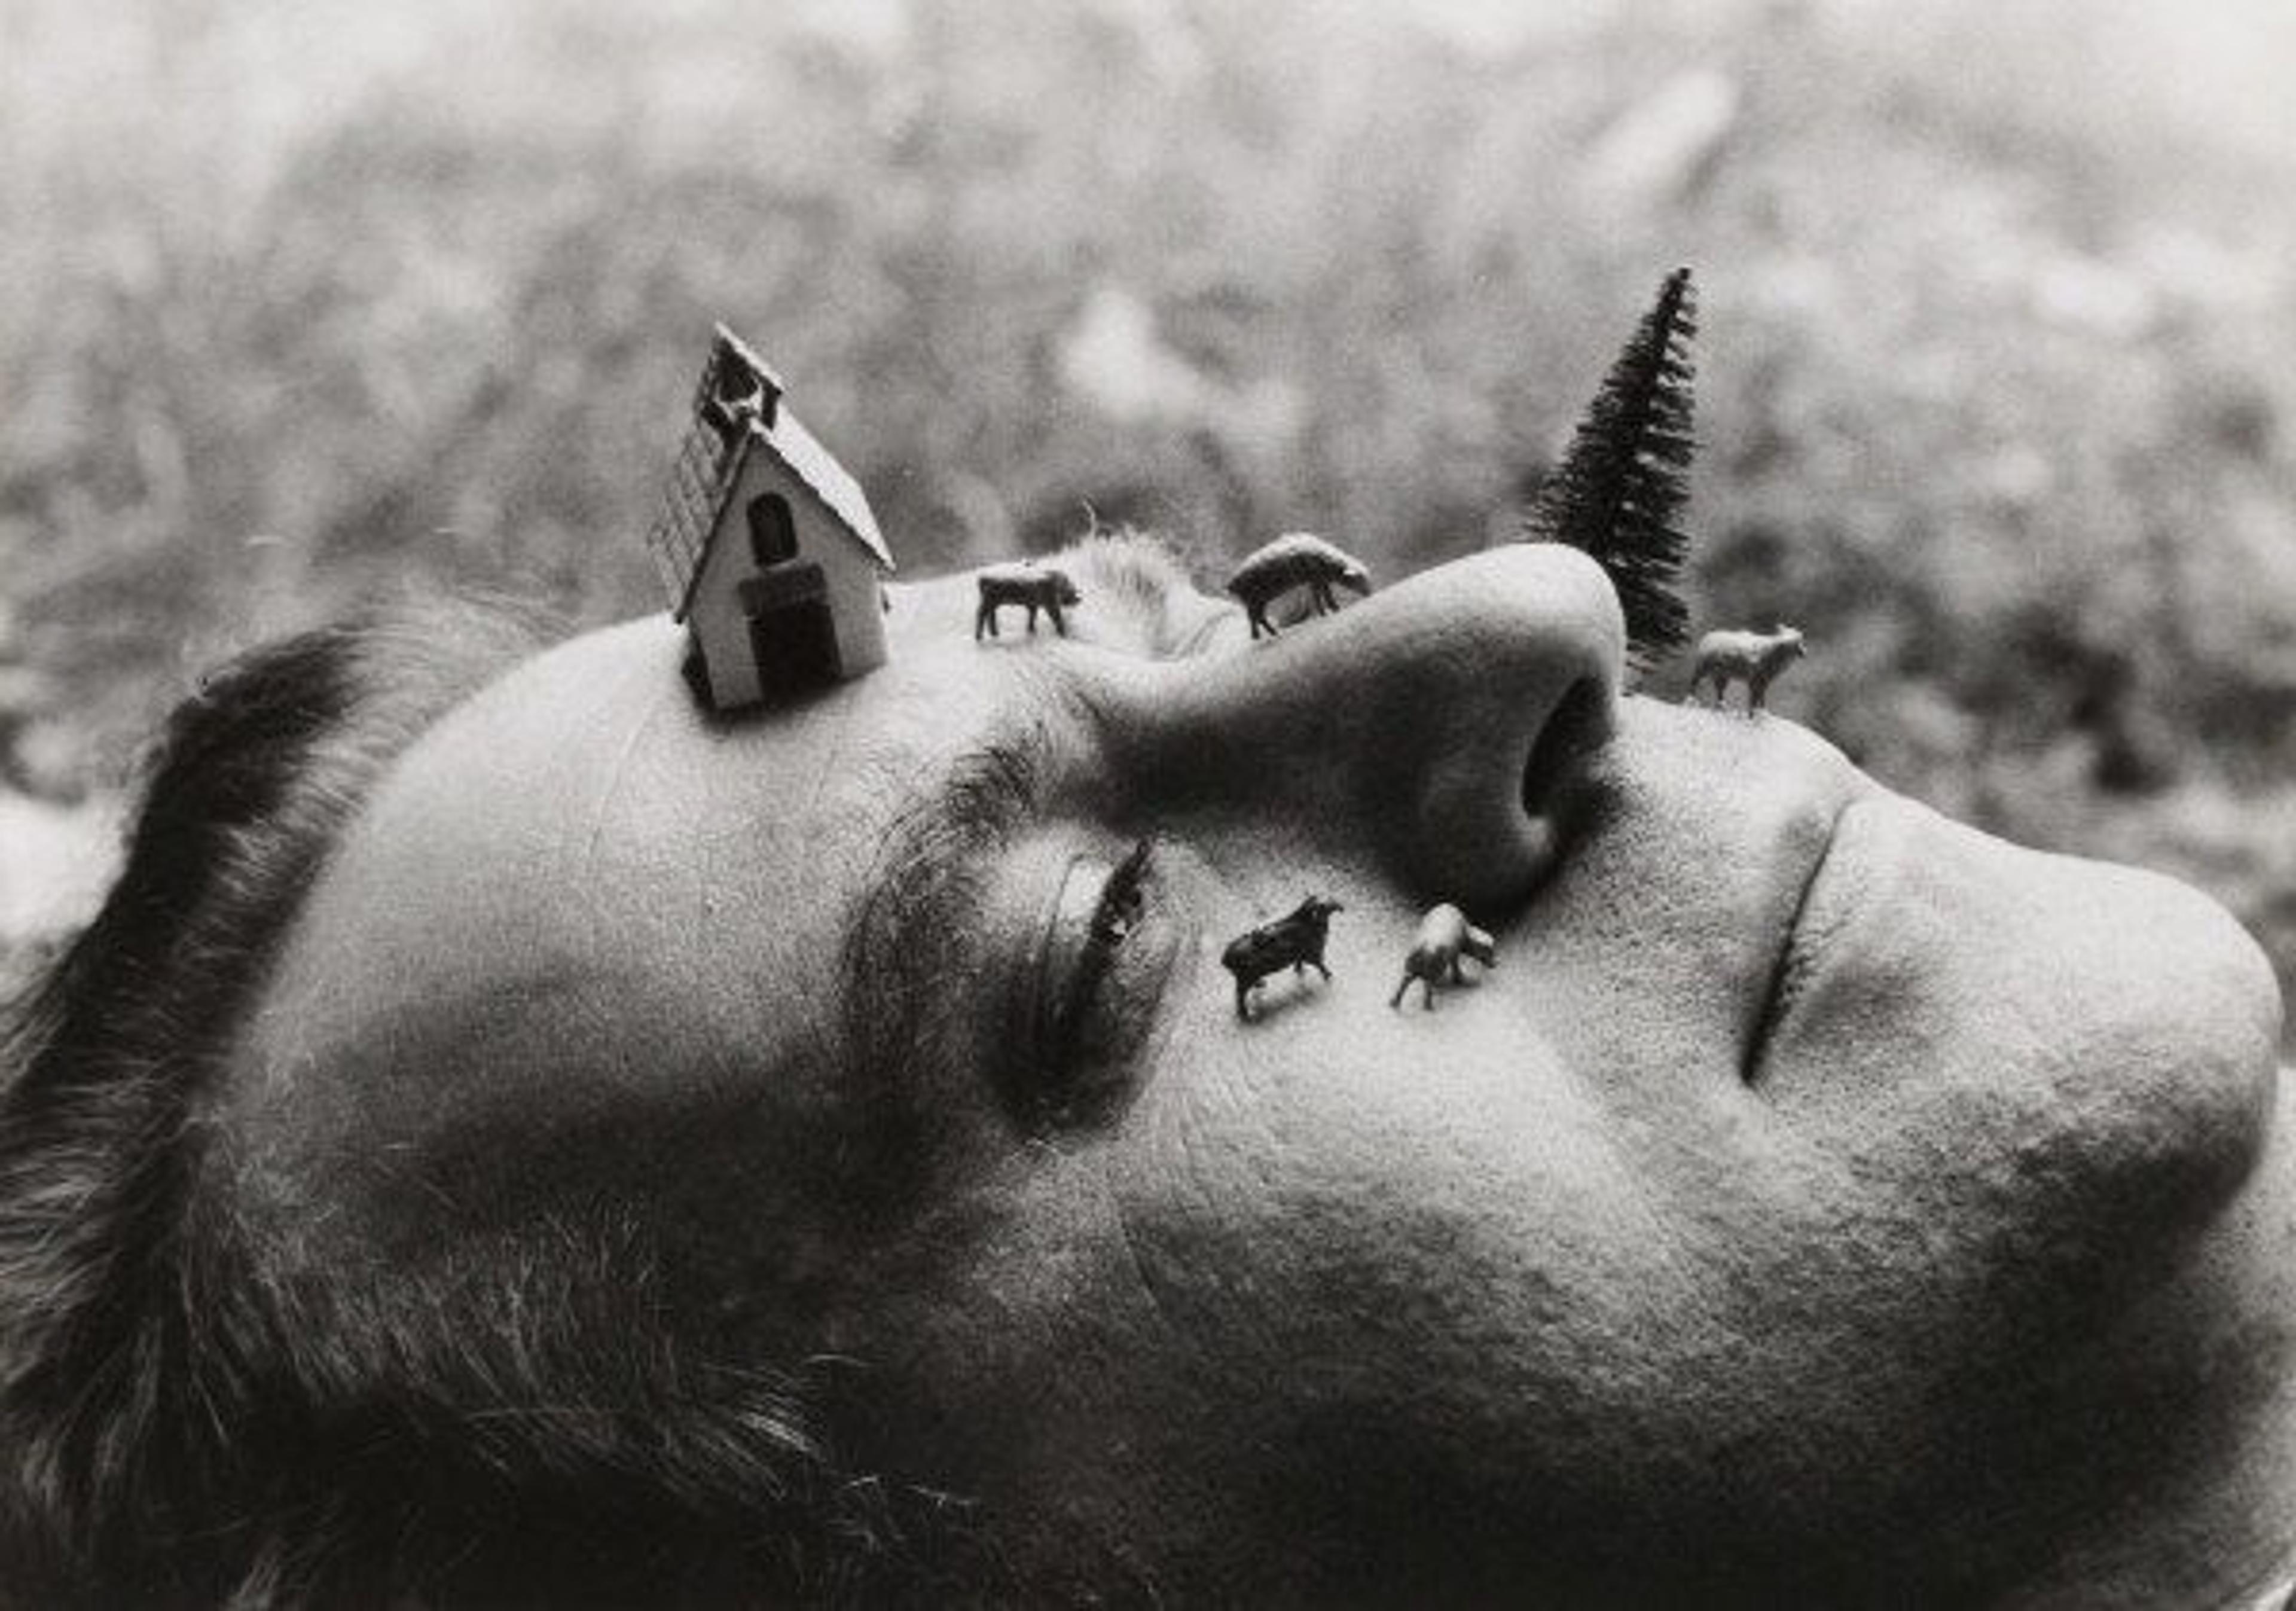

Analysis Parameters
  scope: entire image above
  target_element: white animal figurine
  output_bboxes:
[1686,625,1806,715]
[1227,533,1372,639]
[1390,903,1497,1011]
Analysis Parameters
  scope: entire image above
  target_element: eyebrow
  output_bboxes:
[839,719,1060,1103]
[834,532,1206,1097]
[1058,529,1226,656]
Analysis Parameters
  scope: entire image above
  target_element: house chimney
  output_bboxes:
[710,330,783,431]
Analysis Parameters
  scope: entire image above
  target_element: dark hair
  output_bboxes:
[0,605,1000,1606]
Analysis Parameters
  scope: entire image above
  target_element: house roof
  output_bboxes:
[750,408,895,573]
[644,328,893,622]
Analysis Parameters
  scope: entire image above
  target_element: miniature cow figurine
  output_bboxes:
[1686,624,1806,715]
[1390,903,1497,1011]
[1221,896,1344,1021]
[1227,533,1372,639]
[975,563,1083,640]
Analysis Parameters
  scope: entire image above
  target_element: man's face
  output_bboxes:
[232,541,2292,1602]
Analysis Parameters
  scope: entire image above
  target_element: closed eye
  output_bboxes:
[1017,837,1178,1131]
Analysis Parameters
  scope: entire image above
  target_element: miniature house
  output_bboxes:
[645,327,893,710]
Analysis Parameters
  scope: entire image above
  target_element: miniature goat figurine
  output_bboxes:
[1686,625,1806,715]
[1390,903,1496,1011]
[1227,533,1372,639]
[975,563,1083,640]
[1222,896,1344,1021]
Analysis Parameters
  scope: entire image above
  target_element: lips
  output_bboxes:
[1741,792,1859,1085]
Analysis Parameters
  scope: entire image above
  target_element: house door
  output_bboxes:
[739,562,842,691]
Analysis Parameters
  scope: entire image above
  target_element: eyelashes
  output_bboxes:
[1019,838,1167,1130]
[1086,839,1154,949]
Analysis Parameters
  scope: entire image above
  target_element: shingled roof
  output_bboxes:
[644,327,893,621]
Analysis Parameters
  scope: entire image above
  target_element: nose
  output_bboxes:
[1120,545,1626,910]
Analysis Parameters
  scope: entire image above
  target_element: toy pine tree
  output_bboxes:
[1523,266,1698,673]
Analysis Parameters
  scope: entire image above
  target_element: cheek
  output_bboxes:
[1079,1020,2059,1585]
[1099,1011,1745,1488]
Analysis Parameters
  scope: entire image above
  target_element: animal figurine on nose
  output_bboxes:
[1226,532,1372,639]
[1686,624,1806,715]
[975,562,1083,640]
[1222,896,1344,1021]
[1390,903,1496,1011]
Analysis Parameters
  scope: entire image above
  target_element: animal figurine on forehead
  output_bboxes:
[1391,903,1497,1011]
[1222,896,1343,1021]
[1686,624,1807,715]
[1226,532,1373,639]
[975,562,1083,641]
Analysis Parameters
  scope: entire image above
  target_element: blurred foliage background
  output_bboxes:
[3,0,2294,1043]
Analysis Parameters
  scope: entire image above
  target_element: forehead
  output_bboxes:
[226,544,1213,1227]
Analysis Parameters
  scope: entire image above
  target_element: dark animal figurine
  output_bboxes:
[1686,625,1806,715]
[1226,533,1372,639]
[1222,896,1344,1021]
[975,563,1083,640]
[1390,903,1497,1011]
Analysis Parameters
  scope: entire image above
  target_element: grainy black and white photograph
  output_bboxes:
[4,1,2295,1605]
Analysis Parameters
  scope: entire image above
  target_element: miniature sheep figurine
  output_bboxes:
[1390,903,1497,1011]
[1221,896,1344,1021]
[1226,533,1372,639]
[1686,625,1806,715]
[975,563,1083,640]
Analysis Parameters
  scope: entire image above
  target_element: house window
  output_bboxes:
[747,493,797,567]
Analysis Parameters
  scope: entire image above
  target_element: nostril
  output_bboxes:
[1521,678,1610,820]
